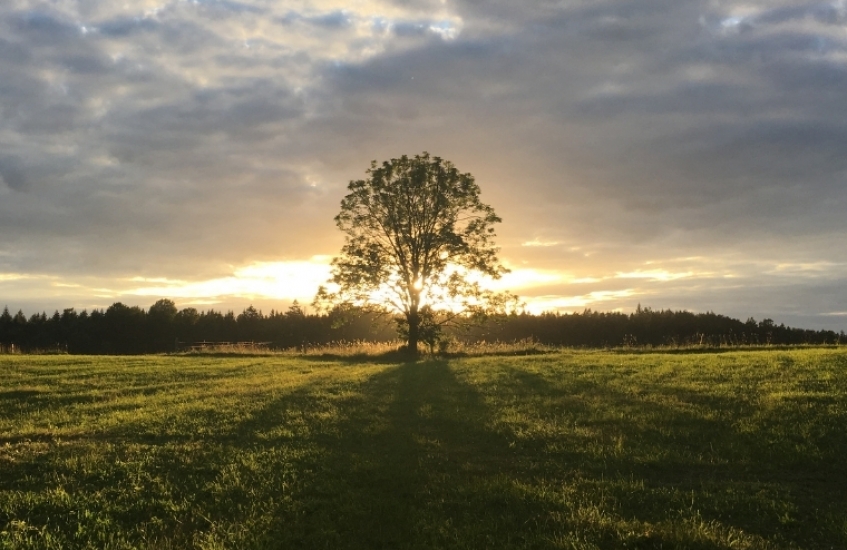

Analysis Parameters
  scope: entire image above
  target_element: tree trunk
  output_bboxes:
[406,310,419,357]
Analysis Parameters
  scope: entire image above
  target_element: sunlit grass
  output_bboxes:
[1,349,845,548]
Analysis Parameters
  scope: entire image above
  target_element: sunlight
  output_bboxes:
[122,258,651,316]
[125,259,568,312]
[521,239,561,247]
[522,289,636,315]
[402,266,564,313]
[128,257,332,303]
[614,269,694,282]
[495,267,564,289]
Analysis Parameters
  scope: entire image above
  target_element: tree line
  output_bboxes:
[462,305,844,348]
[0,300,395,354]
[0,300,842,354]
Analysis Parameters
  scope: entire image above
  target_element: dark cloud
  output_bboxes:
[10,9,78,36]
[279,10,352,29]
[97,17,161,37]
[0,35,31,63]
[0,156,27,191]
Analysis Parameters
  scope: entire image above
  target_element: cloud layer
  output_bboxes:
[1,0,846,329]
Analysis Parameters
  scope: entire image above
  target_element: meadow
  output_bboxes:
[0,348,845,549]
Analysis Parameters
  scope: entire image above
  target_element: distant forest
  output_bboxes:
[0,299,843,354]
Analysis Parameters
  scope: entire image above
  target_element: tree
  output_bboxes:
[316,152,516,355]
[149,299,178,321]
[104,302,146,353]
[148,299,178,351]
[0,306,11,348]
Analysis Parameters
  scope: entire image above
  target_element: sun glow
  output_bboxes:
[614,269,694,282]
[124,259,566,311]
[128,258,333,303]
[320,264,541,314]
[112,258,676,316]
[415,266,564,312]
[522,289,637,315]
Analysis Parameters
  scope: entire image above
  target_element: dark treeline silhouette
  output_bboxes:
[0,299,395,354]
[466,305,844,348]
[0,300,842,354]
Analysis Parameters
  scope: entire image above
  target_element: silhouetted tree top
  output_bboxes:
[148,299,177,321]
[286,300,306,317]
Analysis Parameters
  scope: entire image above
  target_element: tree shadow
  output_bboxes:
[294,349,419,365]
[243,360,551,549]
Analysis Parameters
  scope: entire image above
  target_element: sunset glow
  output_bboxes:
[522,290,637,315]
[129,258,333,303]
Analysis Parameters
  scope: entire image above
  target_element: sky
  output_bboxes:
[1,0,846,330]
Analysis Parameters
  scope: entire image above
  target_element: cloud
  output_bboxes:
[128,258,333,302]
[0,156,27,191]
[521,239,560,248]
[0,0,845,330]
[524,290,637,314]
[614,270,696,282]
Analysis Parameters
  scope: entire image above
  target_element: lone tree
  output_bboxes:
[316,152,516,355]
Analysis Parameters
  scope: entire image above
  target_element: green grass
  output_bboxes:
[1,349,845,549]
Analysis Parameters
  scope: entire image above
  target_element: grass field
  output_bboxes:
[1,348,846,549]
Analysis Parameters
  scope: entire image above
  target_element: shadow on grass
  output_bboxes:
[234,360,547,549]
[0,389,43,401]
[293,349,421,365]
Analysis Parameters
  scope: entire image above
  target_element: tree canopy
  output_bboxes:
[316,152,516,354]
